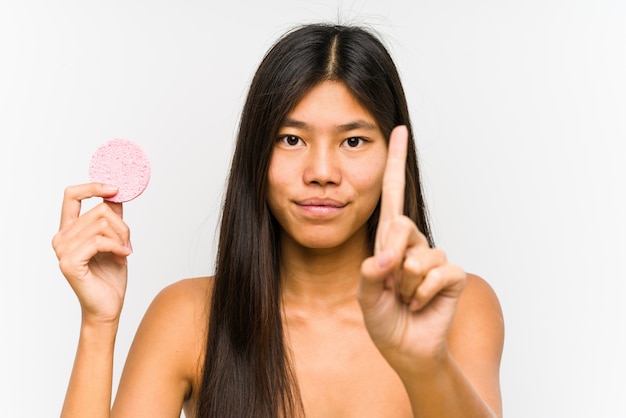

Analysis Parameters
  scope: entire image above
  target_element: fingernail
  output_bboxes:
[102,184,119,192]
[126,240,133,253]
[410,299,420,311]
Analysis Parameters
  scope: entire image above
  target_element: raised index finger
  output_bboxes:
[379,125,408,224]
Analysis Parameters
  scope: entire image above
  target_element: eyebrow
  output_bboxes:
[281,118,378,132]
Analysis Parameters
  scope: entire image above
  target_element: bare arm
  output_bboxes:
[447,274,504,416]
[62,322,119,417]
[112,278,207,417]
[53,183,131,417]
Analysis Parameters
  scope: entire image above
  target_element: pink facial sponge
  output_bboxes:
[88,139,151,203]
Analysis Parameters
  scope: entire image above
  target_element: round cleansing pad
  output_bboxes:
[88,138,151,203]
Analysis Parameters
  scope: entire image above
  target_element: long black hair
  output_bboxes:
[196,23,434,418]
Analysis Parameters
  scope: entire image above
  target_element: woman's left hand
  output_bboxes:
[358,126,467,372]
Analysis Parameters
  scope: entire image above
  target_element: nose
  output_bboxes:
[303,144,341,186]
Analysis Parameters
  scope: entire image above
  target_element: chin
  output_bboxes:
[295,235,345,250]
[286,226,368,253]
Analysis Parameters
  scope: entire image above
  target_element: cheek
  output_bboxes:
[268,150,295,179]
[266,154,291,209]
[349,155,386,194]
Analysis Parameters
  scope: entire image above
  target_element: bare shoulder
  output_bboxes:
[460,273,502,315]
[450,273,504,348]
[113,277,213,416]
[138,276,214,364]
[153,276,213,311]
[143,276,213,333]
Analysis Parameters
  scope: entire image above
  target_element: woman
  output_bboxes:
[53,24,504,417]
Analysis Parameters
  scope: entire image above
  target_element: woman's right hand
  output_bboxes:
[52,183,132,326]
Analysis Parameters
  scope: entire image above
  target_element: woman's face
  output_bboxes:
[267,80,387,252]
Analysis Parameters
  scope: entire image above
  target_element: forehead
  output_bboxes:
[284,81,380,131]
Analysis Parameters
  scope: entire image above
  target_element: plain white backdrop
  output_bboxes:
[1,1,624,417]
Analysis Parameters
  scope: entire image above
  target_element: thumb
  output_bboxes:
[105,200,124,218]
[358,249,398,308]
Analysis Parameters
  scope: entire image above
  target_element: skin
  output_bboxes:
[53,81,504,418]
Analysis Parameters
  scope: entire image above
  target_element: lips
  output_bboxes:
[294,198,347,216]
[296,198,347,208]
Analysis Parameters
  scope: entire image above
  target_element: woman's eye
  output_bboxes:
[343,137,365,148]
[279,135,302,146]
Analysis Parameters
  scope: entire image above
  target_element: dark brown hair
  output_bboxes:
[196,23,434,418]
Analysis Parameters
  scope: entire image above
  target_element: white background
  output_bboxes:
[1,1,624,417]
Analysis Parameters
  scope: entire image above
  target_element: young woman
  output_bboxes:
[53,24,504,417]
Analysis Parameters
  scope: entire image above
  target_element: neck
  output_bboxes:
[279,229,371,312]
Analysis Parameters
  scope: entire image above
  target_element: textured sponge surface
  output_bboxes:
[88,139,151,203]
